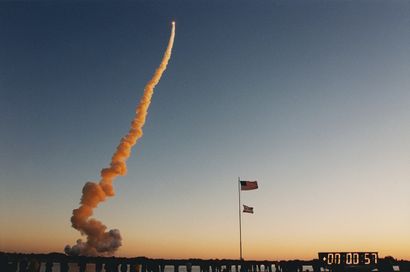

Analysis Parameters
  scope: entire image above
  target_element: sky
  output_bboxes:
[1,0,410,261]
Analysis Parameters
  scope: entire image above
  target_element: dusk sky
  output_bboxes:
[1,0,409,260]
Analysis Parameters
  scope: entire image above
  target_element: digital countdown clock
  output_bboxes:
[318,252,378,266]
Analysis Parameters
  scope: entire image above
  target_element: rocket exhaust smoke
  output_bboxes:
[65,22,176,256]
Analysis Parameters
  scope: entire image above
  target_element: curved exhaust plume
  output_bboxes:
[65,22,176,256]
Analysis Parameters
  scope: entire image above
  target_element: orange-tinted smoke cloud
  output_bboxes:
[65,22,175,256]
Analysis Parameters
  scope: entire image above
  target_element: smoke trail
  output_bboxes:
[65,22,176,256]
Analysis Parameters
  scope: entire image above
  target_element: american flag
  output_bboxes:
[240,180,258,191]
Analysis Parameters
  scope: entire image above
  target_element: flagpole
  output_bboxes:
[238,177,243,260]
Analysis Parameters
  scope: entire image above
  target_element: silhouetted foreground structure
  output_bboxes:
[1,252,409,272]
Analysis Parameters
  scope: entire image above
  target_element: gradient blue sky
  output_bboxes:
[1,0,410,260]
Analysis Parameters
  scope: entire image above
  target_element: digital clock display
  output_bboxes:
[318,252,378,266]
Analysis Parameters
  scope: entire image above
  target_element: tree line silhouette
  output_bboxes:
[1,252,409,272]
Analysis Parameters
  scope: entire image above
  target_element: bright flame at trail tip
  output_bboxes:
[172,21,175,25]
